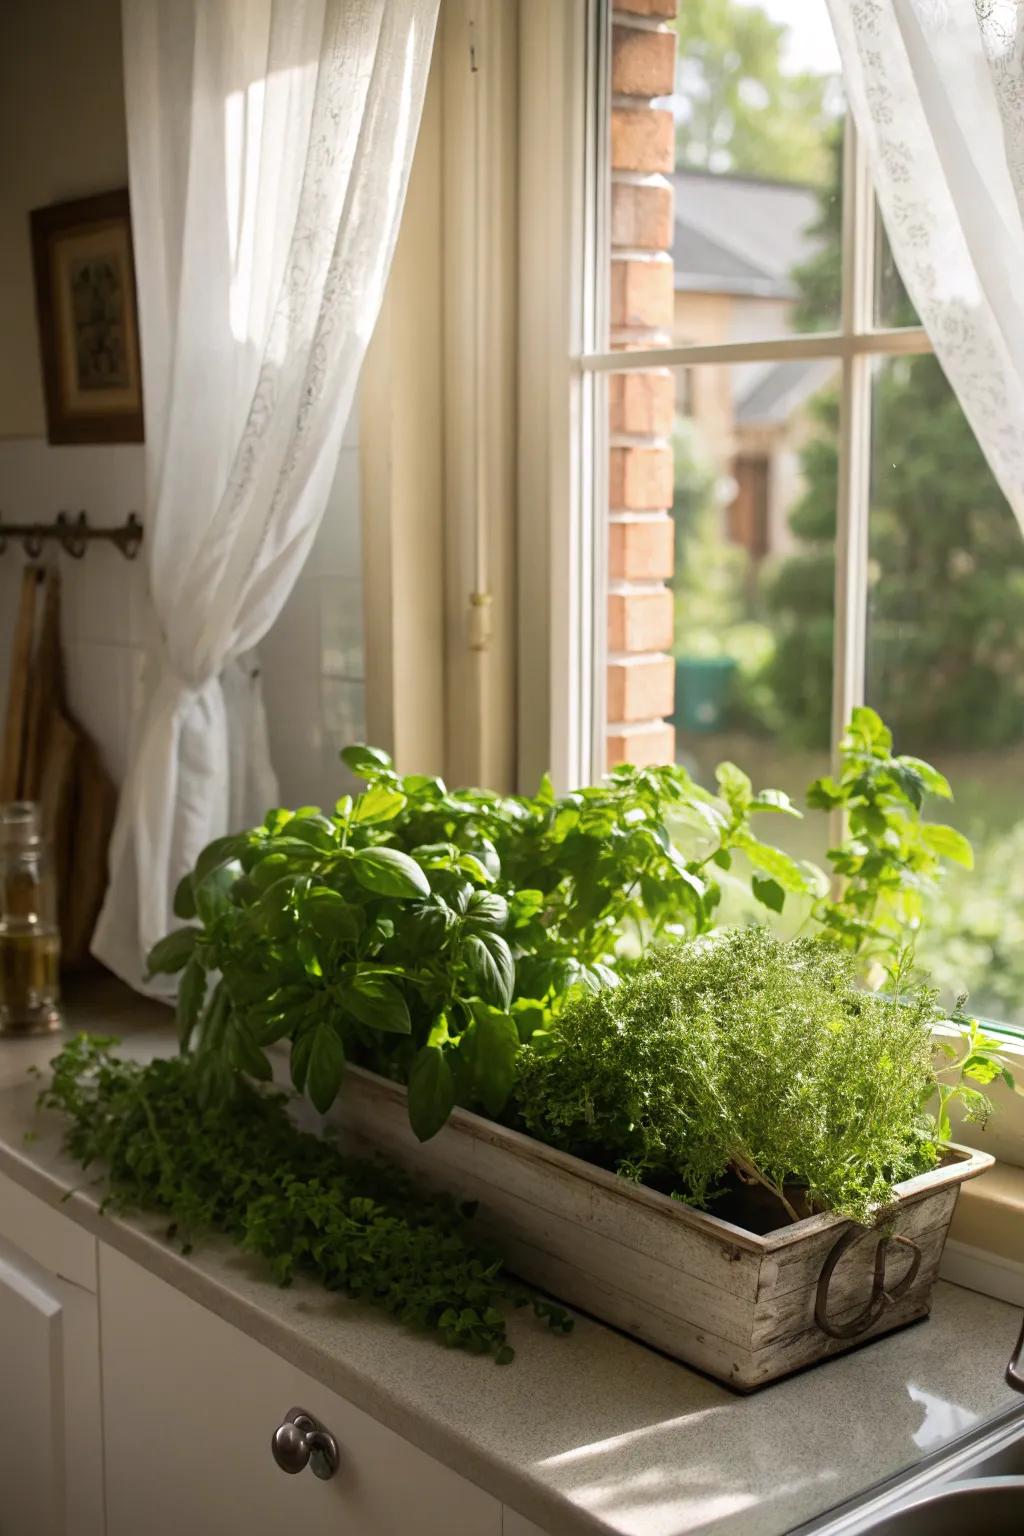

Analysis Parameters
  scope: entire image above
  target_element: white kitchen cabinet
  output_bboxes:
[0,1174,104,1536]
[99,1243,502,1536]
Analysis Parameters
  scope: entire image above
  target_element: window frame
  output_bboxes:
[577,7,933,791]
[516,0,1024,1282]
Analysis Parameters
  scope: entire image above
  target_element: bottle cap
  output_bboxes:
[0,801,42,849]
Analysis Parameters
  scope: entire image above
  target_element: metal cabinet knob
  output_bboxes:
[271,1406,340,1481]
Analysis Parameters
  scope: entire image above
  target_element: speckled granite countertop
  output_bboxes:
[1,979,1022,1536]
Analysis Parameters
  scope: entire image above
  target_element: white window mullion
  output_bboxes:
[441,0,519,790]
[583,0,610,783]
[578,327,931,374]
[517,0,594,792]
[831,116,876,765]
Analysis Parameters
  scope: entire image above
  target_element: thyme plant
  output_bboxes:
[515,929,961,1226]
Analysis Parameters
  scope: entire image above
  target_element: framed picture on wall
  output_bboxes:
[29,189,144,445]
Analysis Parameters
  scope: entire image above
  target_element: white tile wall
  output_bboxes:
[0,419,365,814]
[0,441,147,786]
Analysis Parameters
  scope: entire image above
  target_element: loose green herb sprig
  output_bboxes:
[38,1035,571,1363]
[148,745,815,1140]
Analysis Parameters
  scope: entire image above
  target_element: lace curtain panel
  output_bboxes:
[827,0,1024,527]
[93,0,439,990]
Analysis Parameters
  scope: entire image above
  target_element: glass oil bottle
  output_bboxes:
[0,802,61,1036]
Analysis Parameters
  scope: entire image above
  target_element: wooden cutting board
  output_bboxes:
[1,563,118,966]
[0,564,43,800]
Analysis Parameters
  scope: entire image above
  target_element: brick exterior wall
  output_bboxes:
[608,3,677,767]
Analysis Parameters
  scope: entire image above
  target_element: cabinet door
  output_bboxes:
[0,1235,104,1536]
[100,1244,501,1536]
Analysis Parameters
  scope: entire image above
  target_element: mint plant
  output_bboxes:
[807,707,974,973]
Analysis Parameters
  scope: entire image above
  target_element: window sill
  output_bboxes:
[941,1161,1024,1307]
[930,1025,1024,1305]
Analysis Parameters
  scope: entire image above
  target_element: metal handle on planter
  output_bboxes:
[271,1406,340,1480]
[814,1227,922,1341]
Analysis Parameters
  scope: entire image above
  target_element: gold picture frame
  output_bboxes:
[30,189,144,445]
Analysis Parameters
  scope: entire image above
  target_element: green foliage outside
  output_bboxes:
[672,417,772,681]
[761,207,1024,750]
[674,0,835,184]
[672,3,1024,1025]
[918,823,1024,1022]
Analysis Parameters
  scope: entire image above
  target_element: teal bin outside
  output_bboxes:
[674,655,737,733]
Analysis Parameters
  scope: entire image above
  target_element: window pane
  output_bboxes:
[866,355,1024,1025]
[672,360,837,874]
[668,1,845,345]
[873,210,921,329]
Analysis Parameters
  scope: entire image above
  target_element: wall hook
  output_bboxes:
[0,510,143,561]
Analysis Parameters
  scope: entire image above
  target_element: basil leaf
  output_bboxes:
[341,743,393,777]
[147,927,198,977]
[342,974,411,1034]
[465,891,509,931]
[289,1027,315,1093]
[194,861,242,925]
[471,1007,519,1117]
[351,783,407,826]
[175,954,206,1049]
[407,1045,455,1142]
[306,1021,346,1113]
[172,873,197,920]
[462,931,514,1010]
[403,899,453,955]
[193,834,249,887]
[351,846,430,899]
[286,816,337,851]
[250,852,291,891]
[303,888,364,944]
[227,1021,272,1082]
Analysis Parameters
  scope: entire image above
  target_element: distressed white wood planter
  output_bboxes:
[332,1065,993,1392]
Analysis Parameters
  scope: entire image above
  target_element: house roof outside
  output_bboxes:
[672,168,826,300]
[735,355,838,428]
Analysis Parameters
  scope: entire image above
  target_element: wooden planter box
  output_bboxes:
[332,1065,993,1392]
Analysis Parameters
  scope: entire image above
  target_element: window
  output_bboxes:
[562,0,1024,1027]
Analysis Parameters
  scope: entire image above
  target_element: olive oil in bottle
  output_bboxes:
[0,803,61,1036]
[0,926,61,1032]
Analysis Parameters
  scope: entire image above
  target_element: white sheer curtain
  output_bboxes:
[94,0,438,990]
[827,0,1024,528]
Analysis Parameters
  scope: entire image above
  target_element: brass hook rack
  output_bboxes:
[0,511,143,561]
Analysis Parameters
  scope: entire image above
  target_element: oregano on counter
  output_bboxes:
[37,1035,572,1363]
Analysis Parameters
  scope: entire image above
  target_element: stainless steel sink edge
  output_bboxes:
[848,1477,1024,1535]
[789,1403,1024,1534]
